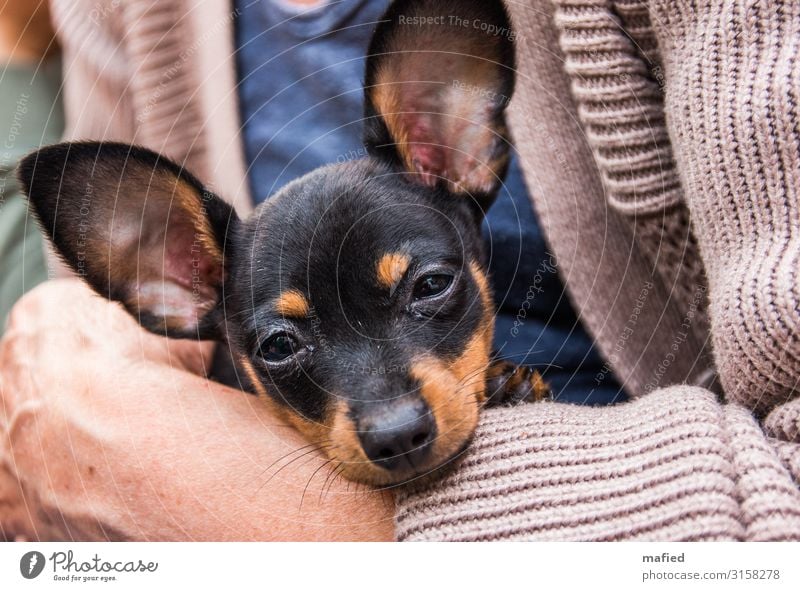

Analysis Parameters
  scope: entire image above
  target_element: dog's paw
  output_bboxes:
[484,360,550,407]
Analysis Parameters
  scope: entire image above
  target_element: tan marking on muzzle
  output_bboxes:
[285,399,393,487]
[238,355,268,398]
[454,261,495,404]
[410,357,480,468]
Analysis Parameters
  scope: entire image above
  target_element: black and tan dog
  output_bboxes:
[18,0,547,487]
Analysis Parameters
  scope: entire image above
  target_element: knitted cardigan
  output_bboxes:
[49,0,800,540]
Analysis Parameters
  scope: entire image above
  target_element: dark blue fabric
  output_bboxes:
[234,0,623,404]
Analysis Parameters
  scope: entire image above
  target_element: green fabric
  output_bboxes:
[0,59,63,336]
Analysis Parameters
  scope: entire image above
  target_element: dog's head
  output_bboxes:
[18,0,516,486]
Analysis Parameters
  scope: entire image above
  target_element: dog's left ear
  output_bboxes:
[364,0,515,209]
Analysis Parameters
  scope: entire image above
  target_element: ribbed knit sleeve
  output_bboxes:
[645,0,800,415]
[395,388,800,541]
[552,0,711,324]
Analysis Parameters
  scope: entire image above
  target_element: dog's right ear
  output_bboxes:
[17,141,237,340]
[364,0,515,210]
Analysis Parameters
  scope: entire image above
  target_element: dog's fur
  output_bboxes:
[18,0,547,487]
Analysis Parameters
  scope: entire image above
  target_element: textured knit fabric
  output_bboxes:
[396,387,797,541]
[233,0,621,403]
[647,0,800,414]
[553,0,710,335]
[45,0,800,541]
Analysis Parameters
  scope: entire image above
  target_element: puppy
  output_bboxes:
[18,0,547,487]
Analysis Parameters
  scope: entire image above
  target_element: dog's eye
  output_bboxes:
[412,274,453,300]
[259,332,298,362]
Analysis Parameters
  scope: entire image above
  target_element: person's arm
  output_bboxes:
[0,280,394,541]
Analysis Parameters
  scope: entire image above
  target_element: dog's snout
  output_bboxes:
[357,399,436,472]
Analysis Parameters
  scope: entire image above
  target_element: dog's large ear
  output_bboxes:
[364,0,515,209]
[18,141,237,340]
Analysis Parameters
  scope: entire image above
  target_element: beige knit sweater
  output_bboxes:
[48,0,800,540]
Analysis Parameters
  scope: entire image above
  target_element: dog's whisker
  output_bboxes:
[262,440,332,479]
[252,441,333,497]
[299,458,334,510]
[255,441,325,479]
[320,461,344,504]
[328,465,348,500]
[318,459,340,503]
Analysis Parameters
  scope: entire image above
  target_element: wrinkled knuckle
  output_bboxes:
[0,325,29,361]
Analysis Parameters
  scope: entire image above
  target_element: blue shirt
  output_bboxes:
[234,0,622,404]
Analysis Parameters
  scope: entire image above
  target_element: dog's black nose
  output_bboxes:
[358,399,436,472]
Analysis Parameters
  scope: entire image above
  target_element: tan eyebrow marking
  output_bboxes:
[376,252,411,291]
[274,289,310,318]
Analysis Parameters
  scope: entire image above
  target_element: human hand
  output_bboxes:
[0,279,393,541]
